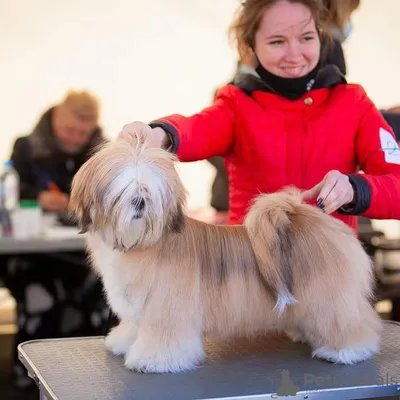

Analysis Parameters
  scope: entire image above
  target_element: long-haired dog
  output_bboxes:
[69,131,382,373]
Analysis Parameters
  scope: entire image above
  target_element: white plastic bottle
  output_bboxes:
[0,161,20,237]
[0,160,20,211]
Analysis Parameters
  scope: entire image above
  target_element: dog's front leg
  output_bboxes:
[105,318,138,356]
[124,314,205,373]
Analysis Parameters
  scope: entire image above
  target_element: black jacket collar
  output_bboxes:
[233,64,346,99]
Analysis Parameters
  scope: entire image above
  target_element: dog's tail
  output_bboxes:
[243,187,311,316]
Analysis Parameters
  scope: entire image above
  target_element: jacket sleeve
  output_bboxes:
[339,89,400,219]
[149,86,237,161]
[10,137,41,200]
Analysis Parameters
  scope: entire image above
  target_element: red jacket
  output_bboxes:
[150,72,400,230]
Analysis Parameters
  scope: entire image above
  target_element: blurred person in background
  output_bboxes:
[321,0,400,140]
[2,90,109,394]
[320,0,359,75]
[10,90,105,216]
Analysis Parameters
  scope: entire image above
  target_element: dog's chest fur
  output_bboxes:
[86,233,153,319]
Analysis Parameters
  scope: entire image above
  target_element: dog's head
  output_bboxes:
[69,131,187,251]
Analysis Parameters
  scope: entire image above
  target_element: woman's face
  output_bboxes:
[254,0,321,78]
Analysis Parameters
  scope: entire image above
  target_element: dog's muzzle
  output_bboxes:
[132,197,146,219]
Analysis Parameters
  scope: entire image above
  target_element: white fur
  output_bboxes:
[312,342,380,365]
[87,232,207,373]
[86,234,149,319]
[273,291,298,316]
[105,320,138,356]
[124,327,205,373]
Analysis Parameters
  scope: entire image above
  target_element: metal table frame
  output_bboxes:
[18,321,400,400]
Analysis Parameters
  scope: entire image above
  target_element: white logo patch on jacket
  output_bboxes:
[380,127,400,165]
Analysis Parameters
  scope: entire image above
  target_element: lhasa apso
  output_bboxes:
[69,131,382,373]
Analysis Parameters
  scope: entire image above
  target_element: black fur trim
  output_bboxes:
[337,174,372,215]
[232,64,346,97]
[149,121,180,153]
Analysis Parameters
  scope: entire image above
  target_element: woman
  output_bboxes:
[119,0,400,230]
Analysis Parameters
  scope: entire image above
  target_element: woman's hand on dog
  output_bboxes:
[117,122,170,149]
[301,170,355,214]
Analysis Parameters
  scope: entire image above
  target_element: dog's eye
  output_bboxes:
[132,197,145,211]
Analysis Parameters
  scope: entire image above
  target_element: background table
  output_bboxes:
[0,226,85,254]
[18,320,400,400]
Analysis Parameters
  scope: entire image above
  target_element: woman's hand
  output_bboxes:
[117,122,170,148]
[301,170,355,214]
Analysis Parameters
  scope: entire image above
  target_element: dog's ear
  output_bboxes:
[77,208,92,234]
[169,202,185,233]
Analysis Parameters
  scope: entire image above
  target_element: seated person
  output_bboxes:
[10,90,106,218]
[4,90,109,391]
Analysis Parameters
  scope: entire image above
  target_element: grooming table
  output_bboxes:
[18,321,400,400]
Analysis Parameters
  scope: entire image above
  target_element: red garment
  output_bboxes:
[152,83,400,229]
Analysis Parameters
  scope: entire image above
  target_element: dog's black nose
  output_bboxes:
[132,197,145,211]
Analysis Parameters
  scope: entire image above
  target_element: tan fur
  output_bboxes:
[69,132,382,373]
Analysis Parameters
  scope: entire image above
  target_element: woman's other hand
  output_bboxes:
[301,170,355,214]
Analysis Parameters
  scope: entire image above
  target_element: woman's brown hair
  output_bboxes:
[229,0,330,61]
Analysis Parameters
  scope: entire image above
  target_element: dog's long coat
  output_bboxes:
[69,133,382,373]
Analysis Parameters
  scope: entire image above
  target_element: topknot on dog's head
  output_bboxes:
[116,121,160,155]
[119,127,150,150]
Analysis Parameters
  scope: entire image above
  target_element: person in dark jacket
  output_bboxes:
[320,0,400,141]
[320,0,360,76]
[11,90,106,213]
[381,108,400,142]
[3,90,109,392]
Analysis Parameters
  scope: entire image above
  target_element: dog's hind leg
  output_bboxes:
[105,318,138,356]
[304,300,382,365]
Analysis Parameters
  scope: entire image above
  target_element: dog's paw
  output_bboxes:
[124,336,205,373]
[312,343,378,365]
[285,329,307,344]
[104,321,138,356]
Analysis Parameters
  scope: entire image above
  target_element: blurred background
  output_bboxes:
[2,0,400,398]
[2,0,399,217]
